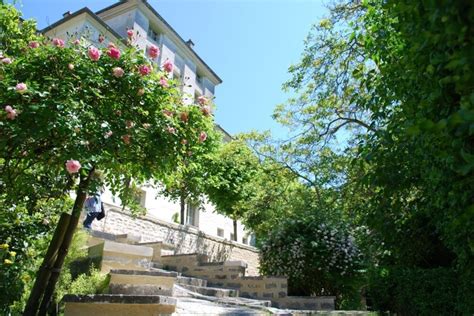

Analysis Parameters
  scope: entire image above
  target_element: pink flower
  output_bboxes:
[28,41,40,49]
[138,64,151,76]
[142,123,151,129]
[73,38,81,45]
[148,45,160,59]
[127,29,134,38]
[199,131,207,142]
[104,131,113,138]
[197,96,208,105]
[180,112,189,123]
[162,110,174,117]
[113,67,124,78]
[52,38,65,47]
[98,35,105,43]
[88,46,101,61]
[5,105,17,120]
[126,120,135,129]
[181,139,188,145]
[122,134,131,144]
[159,77,169,88]
[107,47,121,60]
[201,105,212,116]
[68,63,74,70]
[166,126,176,134]
[137,88,145,96]
[1,58,12,64]
[163,60,173,73]
[15,83,27,94]
[65,160,81,174]
[108,42,116,48]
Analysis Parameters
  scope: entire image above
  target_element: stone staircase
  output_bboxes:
[62,230,336,315]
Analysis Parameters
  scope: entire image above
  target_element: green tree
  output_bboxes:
[0,4,217,314]
[205,140,260,241]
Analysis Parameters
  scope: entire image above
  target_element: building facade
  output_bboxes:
[41,0,252,245]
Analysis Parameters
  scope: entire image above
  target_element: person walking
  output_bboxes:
[83,191,104,230]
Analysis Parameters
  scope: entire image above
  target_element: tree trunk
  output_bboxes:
[23,213,71,316]
[233,218,238,242]
[180,194,185,225]
[37,170,93,316]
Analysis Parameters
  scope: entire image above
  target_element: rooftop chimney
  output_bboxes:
[63,11,72,18]
[186,39,194,49]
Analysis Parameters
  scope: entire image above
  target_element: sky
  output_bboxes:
[11,0,328,138]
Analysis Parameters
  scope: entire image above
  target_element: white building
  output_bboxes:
[41,0,252,245]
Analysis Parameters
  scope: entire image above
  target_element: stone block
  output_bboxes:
[63,294,176,316]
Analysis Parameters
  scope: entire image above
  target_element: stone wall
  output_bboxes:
[91,205,260,275]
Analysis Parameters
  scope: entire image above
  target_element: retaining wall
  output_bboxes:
[91,205,260,275]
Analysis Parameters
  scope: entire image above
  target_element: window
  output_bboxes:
[217,228,224,237]
[242,237,248,245]
[186,201,199,227]
[147,27,159,42]
[133,189,146,207]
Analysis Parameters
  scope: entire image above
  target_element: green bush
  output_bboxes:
[259,212,365,309]
[368,267,460,315]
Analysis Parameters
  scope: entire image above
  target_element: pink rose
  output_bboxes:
[113,67,124,78]
[28,41,40,49]
[201,105,212,116]
[159,77,169,88]
[199,131,207,143]
[107,47,121,60]
[88,46,101,61]
[166,126,176,134]
[73,38,81,45]
[126,120,135,129]
[104,131,113,138]
[98,35,105,43]
[138,64,151,76]
[163,60,173,73]
[197,96,208,105]
[1,58,12,64]
[5,105,17,120]
[68,63,74,70]
[137,88,145,96]
[65,160,81,174]
[15,83,27,94]
[127,29,134,38]
[180,112,189,123]
[148,45,160,59]
[162,110,174,117]
[122,134,131,144]
[52,38,65,47]
[108,42,116,48]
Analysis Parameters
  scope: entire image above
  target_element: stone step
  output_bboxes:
[109,269,177,296]
[177,284,238,298]
[88,240,154,272]
[176,275,208,287]
[62,294,176,316]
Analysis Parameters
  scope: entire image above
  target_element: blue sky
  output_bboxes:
[11,0,327,137]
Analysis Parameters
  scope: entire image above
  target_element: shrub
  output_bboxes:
[259,212,365,309]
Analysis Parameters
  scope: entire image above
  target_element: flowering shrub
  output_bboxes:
[0,27,218,209]
[259,213,364,308]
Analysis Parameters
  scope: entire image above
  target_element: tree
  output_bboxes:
[0,4,217,314]
[205,140,260,241]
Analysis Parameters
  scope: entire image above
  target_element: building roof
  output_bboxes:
[96,0,222,84]
[40,7,124,42]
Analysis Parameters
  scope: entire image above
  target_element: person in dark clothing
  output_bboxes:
[83,191,103,229]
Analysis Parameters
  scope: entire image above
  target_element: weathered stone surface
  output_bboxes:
[274,296,336,311]
[108,283,173,296]
[176,276,208,287]
[92,206,260,275]
[110,268,178,277]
